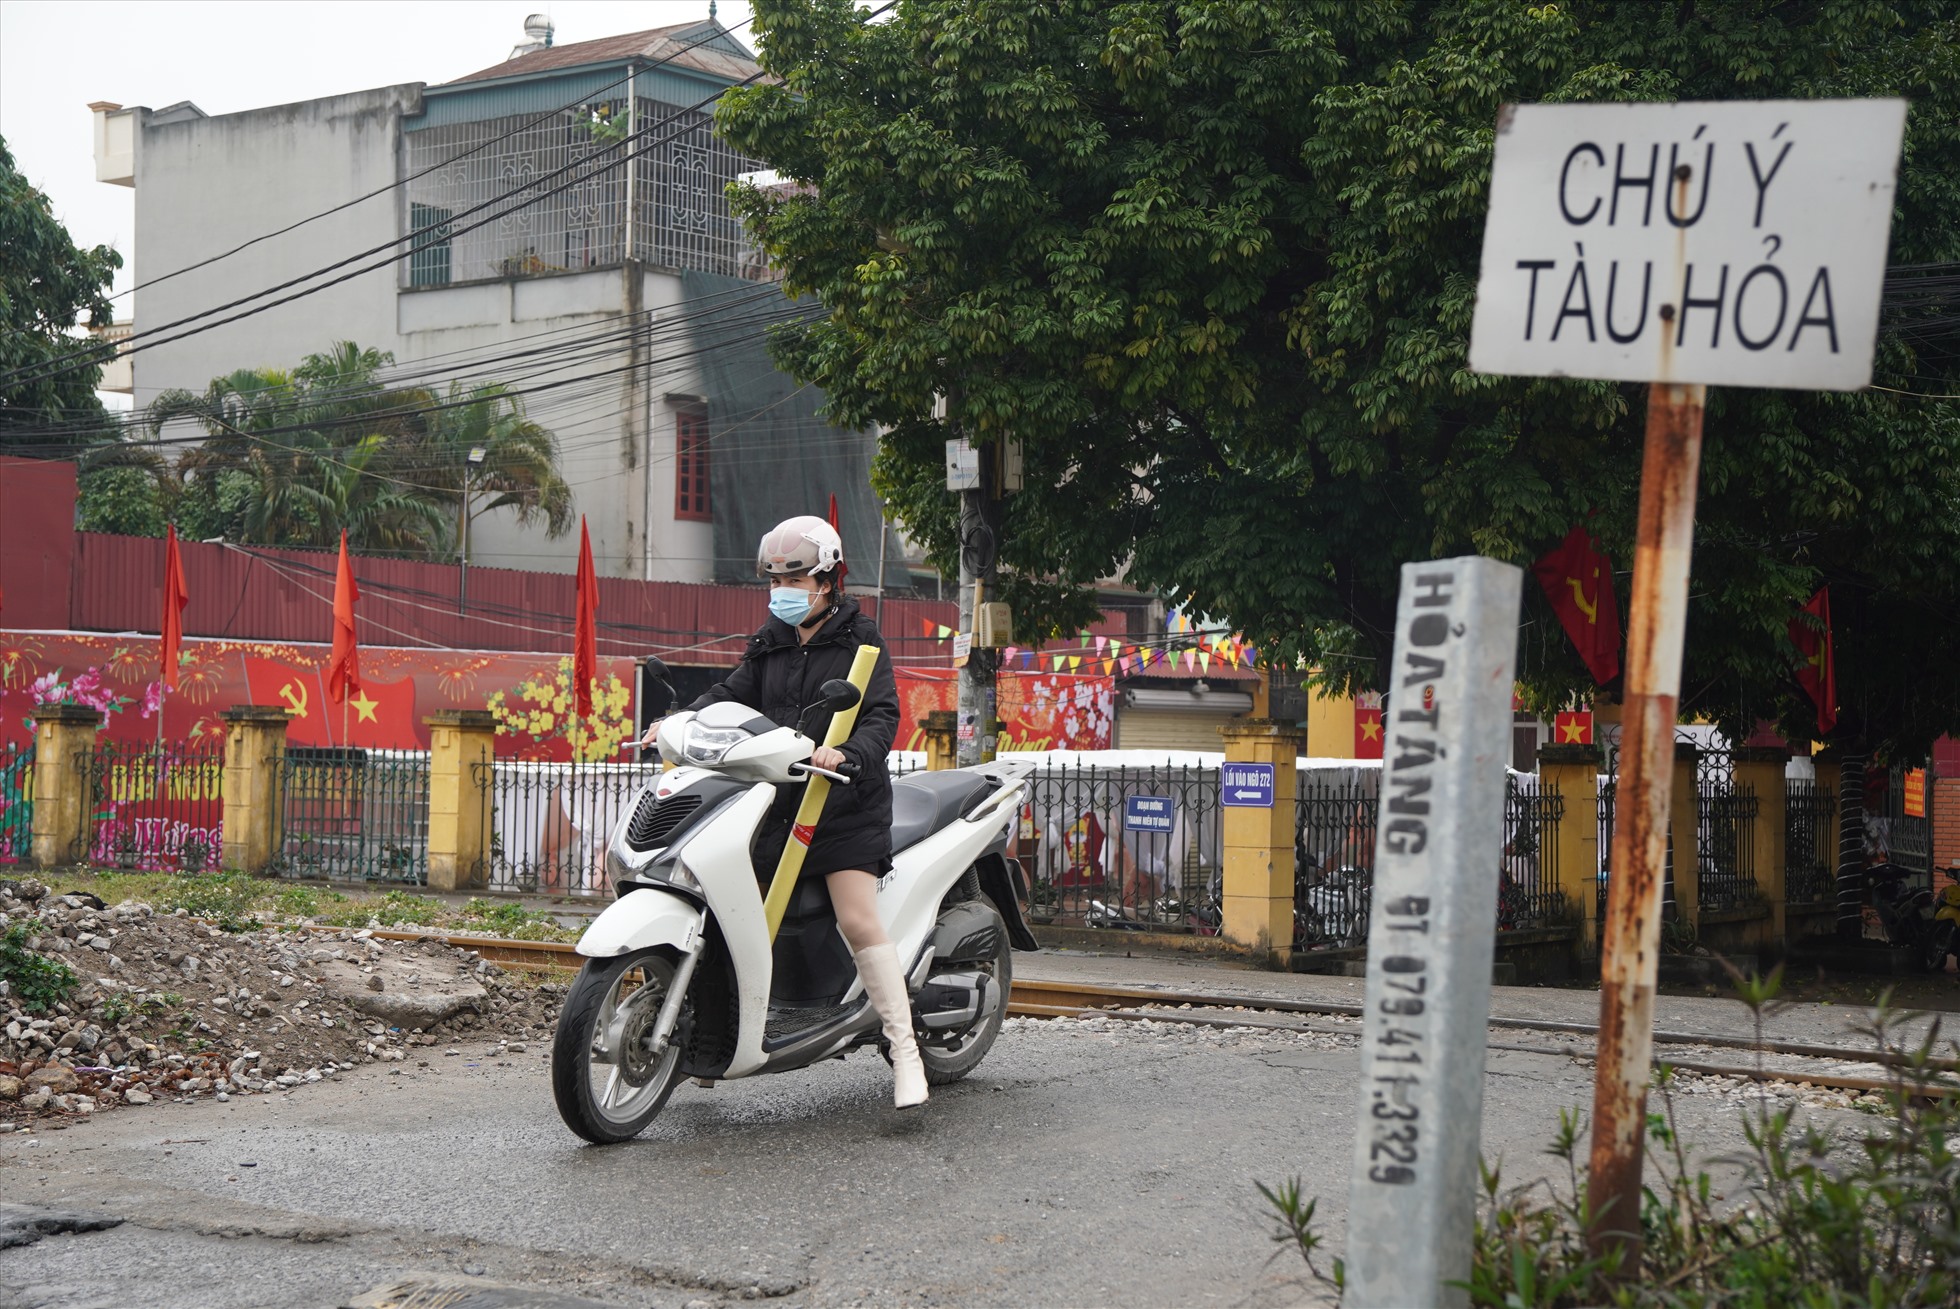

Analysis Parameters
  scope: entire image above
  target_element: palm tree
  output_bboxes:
[407,381,575,561]
[125,343,568,558]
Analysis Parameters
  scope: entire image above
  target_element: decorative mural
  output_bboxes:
[1,631,636,763]
[892,668,1115,753]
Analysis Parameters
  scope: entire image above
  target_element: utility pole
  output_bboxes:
[954,442,1001,767]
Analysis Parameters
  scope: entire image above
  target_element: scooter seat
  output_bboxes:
[890,772,996,853]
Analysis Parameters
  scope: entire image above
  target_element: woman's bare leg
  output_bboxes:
[825,868,888,952]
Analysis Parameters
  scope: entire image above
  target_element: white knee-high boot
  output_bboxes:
[854,943,928,1109]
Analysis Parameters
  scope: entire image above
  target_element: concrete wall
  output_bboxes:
[131,87,416,412]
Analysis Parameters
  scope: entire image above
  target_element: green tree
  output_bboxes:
[0,135,121,451]
[95,342,572,558]
[719,0,1960,752]
[401,380,575,557]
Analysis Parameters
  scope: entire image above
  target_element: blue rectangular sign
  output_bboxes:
[1221,762,1275,807]
[1124,795,1174,833]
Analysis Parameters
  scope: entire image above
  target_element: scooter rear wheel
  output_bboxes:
[1922,920,1956,975]
[919,922,1011,1087]
[552,947,685,1144]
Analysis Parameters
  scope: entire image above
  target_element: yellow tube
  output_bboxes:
[762,643,880,939]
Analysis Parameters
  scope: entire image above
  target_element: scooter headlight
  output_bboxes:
[681,722,748,766]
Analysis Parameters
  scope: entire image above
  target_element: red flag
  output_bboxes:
[826,493,848,582]
[573,516,599,718]
[1354,705,1384,760]
[1789,586,1836,736]
[161,524,189,690]
[1553,709,1595,745]
[327,530,361,705]
[1532,525,1622,686]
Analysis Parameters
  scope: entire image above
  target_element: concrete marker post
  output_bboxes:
[1344,556,1522,1308]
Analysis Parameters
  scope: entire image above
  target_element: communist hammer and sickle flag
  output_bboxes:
[1531,525,1623,686]
[1788,586,1837,736]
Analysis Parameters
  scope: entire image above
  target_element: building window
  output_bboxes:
[409,203,453,287]
[675,410,710,521]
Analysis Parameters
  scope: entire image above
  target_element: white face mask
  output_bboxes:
[769,587,816,625]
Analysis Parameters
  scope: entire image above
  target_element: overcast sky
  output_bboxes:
[0,0,757,307]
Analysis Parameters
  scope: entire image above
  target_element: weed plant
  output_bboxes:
[0,921,79,1013]
[1262,967,1960,1306]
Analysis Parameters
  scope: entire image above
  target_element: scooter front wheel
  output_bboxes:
[552,947,685,1144]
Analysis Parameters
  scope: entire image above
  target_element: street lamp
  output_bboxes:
[460,446,488,612]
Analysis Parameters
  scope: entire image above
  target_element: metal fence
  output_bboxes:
[1502,779,1569,929]
[0,741,30,865]
[74,740,226,871]
[1295,777,1377,949]
[1872,764,1933,874]
[483,757,665,896]
[1019,763,1221,934]
[1597,778,1679,923]
[1698,785,1761,912]
[401,96,766,288]
[1785,780,1837,904]
[277,748,430,884]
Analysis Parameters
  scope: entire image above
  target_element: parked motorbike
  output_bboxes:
[1865,860,1942,971]
[1923,879,1960,974]
[551,657,1039,1144]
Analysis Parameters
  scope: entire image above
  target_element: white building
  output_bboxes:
[91,17,897,584]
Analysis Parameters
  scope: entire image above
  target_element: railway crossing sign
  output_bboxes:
[1220,763,1274,807]
[1469,99,1906,391]
[1123,795,1174,833]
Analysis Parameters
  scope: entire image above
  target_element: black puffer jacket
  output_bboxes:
[686,596,899,876]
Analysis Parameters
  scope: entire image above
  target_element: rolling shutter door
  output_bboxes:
[1115,708,1244,752]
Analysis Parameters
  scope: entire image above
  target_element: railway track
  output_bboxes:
[369,928,1958,1101]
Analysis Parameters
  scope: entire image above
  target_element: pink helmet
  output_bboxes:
[756,515,843,578]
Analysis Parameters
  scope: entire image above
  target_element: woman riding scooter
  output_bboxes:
[639,515,924,1107]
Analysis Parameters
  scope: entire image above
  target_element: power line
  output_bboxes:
[0,65,777,393]
[1,292,815,456]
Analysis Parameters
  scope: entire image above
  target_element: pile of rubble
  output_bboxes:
[0,875,564,1124]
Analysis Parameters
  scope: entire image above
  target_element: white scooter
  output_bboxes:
[551,658,1039,1143]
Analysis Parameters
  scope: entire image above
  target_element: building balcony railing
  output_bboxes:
[400,97,773,289]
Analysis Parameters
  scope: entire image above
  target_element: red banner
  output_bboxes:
[893,669,1115,752]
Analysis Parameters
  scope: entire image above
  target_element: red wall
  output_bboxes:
[0,458,959,668]
[0,456,78,630]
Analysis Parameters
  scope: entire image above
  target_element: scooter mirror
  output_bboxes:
[641,656,675,717]
[819,679,861,712]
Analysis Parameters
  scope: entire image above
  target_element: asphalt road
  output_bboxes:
[0,1011,1839,1309]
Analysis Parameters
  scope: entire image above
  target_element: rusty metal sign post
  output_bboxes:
[1469,98,1906,1271]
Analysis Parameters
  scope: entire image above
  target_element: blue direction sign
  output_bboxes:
[1124,795,1174,833]
[1221,762,1275,807]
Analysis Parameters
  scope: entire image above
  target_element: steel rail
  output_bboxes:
[313,928,1958,1094]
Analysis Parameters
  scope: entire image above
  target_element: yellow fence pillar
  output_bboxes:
[1219,719,1306,960]
[220,706,290,874]
[1734,746,1789,949]
[1538,743,1603,956]
[426,710,497,892]
[1671,743,1701,933]
[29,705,102,868]
[922,710,958,772]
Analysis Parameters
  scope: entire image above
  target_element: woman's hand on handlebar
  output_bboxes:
[810,745,847,772]
[638,718,663,748]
